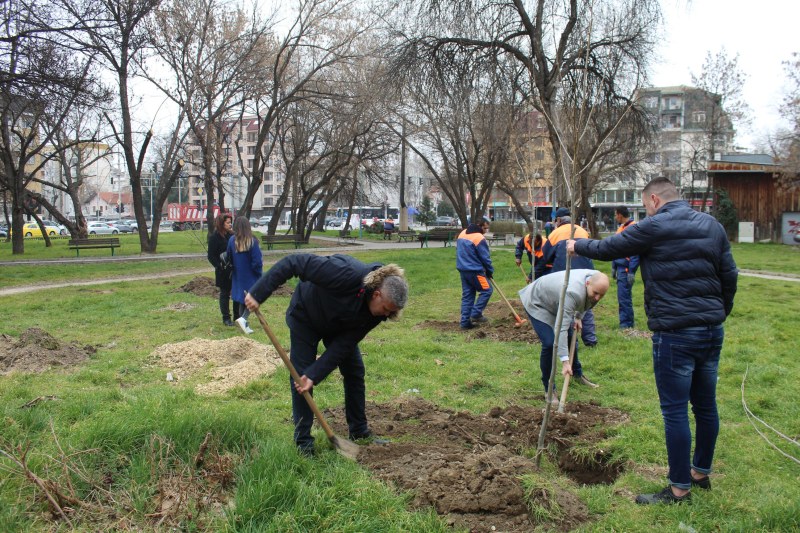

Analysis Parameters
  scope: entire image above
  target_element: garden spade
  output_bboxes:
[489,278,525,327]
[253,308,360,460]
[557,330,579,413]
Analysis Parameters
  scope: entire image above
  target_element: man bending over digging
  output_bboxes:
[244,253,408,456]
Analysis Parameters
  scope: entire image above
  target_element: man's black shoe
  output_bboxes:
[691,475,711,490]
[223,319,234,327]
[470,315,489,324]
[349,431,390,445]
[635,486,691,505]
[460,323,476,330]
[297,446,316,457]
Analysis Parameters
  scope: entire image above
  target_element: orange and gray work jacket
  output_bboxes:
[515,234,543,265]
[456,225,493,276]
[535,223,590,279]
[611,219,640,273]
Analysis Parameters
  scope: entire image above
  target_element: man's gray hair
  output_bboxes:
[380,275,408,309]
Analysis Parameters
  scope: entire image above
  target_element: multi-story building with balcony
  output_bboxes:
[591,85,735,224]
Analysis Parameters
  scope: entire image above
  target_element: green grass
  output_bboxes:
[1,245,799,531]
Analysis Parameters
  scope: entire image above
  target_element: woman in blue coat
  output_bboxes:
[227,216,262,332]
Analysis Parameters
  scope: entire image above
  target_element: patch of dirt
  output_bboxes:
[151,337,281,395]
[172,276,295,299]
[418,301,538,343]
[622,328,652,339]
[161,302,197,311]
[324,397,629,532]
[0,328,96,375]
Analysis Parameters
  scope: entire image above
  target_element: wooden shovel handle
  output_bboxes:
[489,278,524,324]
[253,308,336,440]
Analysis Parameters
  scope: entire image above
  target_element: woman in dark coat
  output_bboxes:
[207,214,236,326]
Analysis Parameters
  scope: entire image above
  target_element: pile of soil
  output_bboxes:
[151,337,281,395]
[172,276,219,298]
[418,301,537,343]
[172,276,295,299]
[0,328,96,375]
[325,397,629,532]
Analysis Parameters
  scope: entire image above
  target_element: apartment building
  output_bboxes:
[183,117,285,217]
[592,85,735,223]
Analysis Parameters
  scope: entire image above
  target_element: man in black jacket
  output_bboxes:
[567,177,738,504]
[244,254,408,455]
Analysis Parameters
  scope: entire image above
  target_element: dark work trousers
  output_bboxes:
[286,314,368,451]
[218,287,241,322]
[580,309,597,346]
[527,312,583,392]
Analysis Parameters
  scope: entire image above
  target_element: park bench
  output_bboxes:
[487,233,509,246]
[261,233,305,250]
[418,227,458,248]
[68,237,121,257]
[396,230,417,243]
[337,230,358,245]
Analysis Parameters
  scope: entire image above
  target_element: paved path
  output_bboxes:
[0,235,442,296]
[2,238,798,296]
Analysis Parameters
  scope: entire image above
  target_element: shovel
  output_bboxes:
[557,329,579,413]
[518,263,531,284]
[489,278,525,327]
[252,308,360,460]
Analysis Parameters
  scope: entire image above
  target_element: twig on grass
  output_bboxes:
[741,366,800,465]
[19,395,60,409]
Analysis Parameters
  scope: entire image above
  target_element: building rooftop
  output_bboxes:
[717,153,775,166]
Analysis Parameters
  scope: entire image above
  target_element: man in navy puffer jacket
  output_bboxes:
[567,177,738,505]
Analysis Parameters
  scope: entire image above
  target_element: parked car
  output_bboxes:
[12,222,62,238]
[258,215,272,226]
[249,217,261,227]
[108,221,133,233]
[86,221,119,235]
[41,219,68,235]
[0,225,7,238]
[434,216,457,227]
[328,218,353,231]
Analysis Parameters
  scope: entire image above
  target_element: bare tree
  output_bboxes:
[690,49,751,211]
[236,0,368,237]
[0,0,108,253]
[148,0,270,231]
[397,51,525,226]
[774,53,800,192]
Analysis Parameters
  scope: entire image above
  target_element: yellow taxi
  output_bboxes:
[11,222,62,238]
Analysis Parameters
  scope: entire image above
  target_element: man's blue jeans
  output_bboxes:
[459,271,493,327]
[287,315,368,451]
[652,325,724,489]
[616,267,634,328]
[528,312,582,392]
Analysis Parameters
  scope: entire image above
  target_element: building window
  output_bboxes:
[265,197,273,206]
[277,185,283,195]
[264,184,273,194]
[248,158,254,169]
[265,172,273,181]
[534,150,544,160]
[247,132,257,143]
[692,111,706,123]
[247,146,256,155]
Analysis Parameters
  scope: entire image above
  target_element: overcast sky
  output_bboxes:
[650,0,798,150]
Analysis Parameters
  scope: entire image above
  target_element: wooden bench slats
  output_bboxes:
[337,230,358,245]
[261,234,306,250]
[397,230,417,243]
[487,233,508,246]
[68,238,121,256]
[418,227,458,248]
